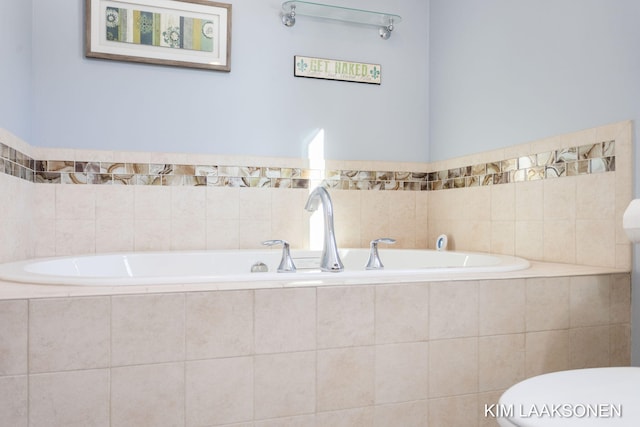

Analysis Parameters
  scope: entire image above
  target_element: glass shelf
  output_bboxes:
[281,1,401,28]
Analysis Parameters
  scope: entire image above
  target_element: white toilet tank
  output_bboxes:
[497,367,640,427]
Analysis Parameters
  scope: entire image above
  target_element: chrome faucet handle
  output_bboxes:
[262,239,297,273]
[365,238,396,270]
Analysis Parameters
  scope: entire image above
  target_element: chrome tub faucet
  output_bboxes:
[305,186,344,272]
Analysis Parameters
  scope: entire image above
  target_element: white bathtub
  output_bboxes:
[0,249,530,286]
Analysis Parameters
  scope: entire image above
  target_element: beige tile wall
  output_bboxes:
[0,273,630,426]
[0,121,632,271]
[19,156,626,265]
[0,172,35,263]
[26,184,430,259]
[427,121,632,269]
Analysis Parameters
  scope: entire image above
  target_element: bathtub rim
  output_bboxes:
[0,248,532,287]
[0,260,629,301]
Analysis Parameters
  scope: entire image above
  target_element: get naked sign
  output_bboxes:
[293,55,381,85]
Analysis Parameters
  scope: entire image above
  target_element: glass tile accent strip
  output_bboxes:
[0,141,617,190]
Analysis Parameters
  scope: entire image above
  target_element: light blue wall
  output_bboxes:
[429,0,640,160]
[430,0,640,364]
[0,0,32,142]
[24,0,429,162]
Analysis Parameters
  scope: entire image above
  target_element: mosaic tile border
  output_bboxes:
[0,143,36,182]
[0,140,616,190]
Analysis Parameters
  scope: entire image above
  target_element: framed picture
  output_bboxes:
[85,0,231,71]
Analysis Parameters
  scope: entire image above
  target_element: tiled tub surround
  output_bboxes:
[425,120,632,270]
[0,172,34,263]
[0,122,633,426]
[0,273,630,427]
[0,120,632,270]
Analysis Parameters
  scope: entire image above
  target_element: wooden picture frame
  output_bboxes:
[85,0,231,71]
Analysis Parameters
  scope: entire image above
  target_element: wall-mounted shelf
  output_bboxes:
[281,1,401,39]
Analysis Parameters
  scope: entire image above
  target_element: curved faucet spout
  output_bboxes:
[305,187,344,272]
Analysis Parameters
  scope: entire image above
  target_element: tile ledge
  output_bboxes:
[0,261,627,301]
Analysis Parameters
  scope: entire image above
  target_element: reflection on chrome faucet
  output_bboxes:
[305,186,344,272]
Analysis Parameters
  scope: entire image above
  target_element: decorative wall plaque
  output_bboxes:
[294,55,381,84]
